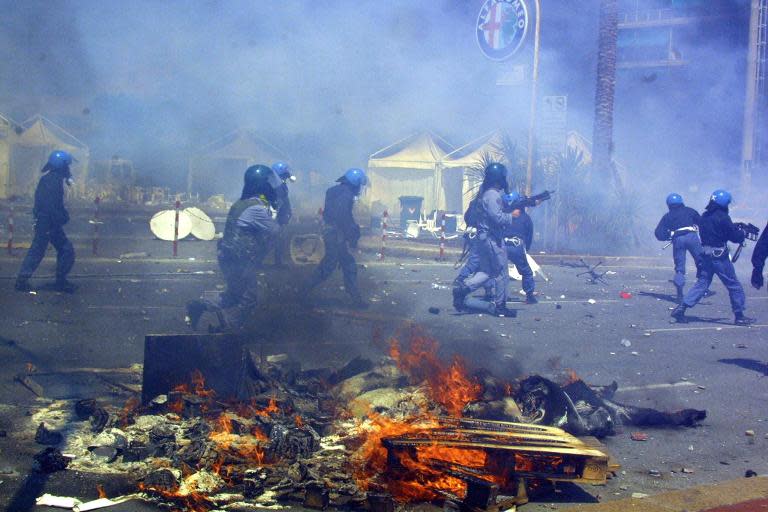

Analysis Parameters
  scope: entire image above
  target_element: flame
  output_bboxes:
[119,397,140,427]
[389,331,481,416]
[207,413,268,467]
[294,415,304,428]
[562,369,580,386]
[96,484,108,499]
[191,370,216,398]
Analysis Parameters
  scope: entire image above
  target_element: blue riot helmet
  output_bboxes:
[272,161,295,182]
[503,191,522,207]
[483,163,508,191]
[710,189,732,207]
[337,168,368,190]
[242,164,278,202]
[42,149,76,185]
[666,193,683,207]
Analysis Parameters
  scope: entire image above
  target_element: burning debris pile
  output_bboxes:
[37,328,705,511]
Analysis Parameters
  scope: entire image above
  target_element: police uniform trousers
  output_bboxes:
[17,216,75,282]
[683,248,746,314]
[672,231,703,288]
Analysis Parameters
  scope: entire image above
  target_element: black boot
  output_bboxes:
[53,279,78,294]
[675,285,684,304]
[525,292,538,305]
[734,312,756,326]
[452,282,470,312]
[671,303,687,323]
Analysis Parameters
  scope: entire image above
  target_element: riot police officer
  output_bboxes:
[502,192,536,304]
[15,150,77,293]
[751,219,768,291]
[671,190,755,325]
[186,164,279,330]
[653,193,702,303]
[305,168,368,308]
[452,163,516,316]
[270,161,294,267]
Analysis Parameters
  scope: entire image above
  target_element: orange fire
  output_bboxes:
[96,484,108,499]
[118,397,140,427]
[208,413,268,467]
[389,331,481,416]
[294,415,304,428]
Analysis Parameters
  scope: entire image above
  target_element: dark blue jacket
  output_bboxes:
[33,171,69,226]
[752,221,768,272]
[654,205,700,241]
[699,205,745,248]
[275,182,292,226]
[502,211,534,250]
[323,183,360,243]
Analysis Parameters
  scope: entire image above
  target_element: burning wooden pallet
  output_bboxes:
[382,417,615,510]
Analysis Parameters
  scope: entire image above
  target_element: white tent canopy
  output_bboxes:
[365,131,453,214]
[11,115,90,197]
[188,129,290,200]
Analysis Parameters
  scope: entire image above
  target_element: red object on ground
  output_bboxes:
[619,291,633,299]
[630,432,649,441]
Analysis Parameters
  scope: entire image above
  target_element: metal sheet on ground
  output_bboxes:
[149,210,192,241]
[184,207,216,241]
[141,333,244,404]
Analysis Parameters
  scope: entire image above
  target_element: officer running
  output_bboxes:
[653,193,702,303]
[452,163,516,316]
[186,164,279,331]
[305,168,368,308]
[270,161,294,267]
[671,189,755,326]
[15,150,77,293]
[502,192,537,304]
[751,218,768,291]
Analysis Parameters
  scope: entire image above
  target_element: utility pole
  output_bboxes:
[741,0,767,191]
[525,0,542,196]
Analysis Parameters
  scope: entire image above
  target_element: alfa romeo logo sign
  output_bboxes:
[476,0,529,61]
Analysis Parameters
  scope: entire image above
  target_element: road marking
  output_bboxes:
[617,381,698,392]
[646,324,768,333]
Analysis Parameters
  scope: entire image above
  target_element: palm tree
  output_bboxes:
[592,0,618,180]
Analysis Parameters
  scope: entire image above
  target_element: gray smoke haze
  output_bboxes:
[0,0,758,224]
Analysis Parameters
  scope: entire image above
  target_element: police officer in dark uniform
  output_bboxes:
[186,164,279,330]
[671,190,755,325]
[305,168,368,308]
[270,161,294,267]
[15,150,77,293]
[502,192,537,304]
[751,219,768,291]
[654,193,702,303]
[452,163,515,316]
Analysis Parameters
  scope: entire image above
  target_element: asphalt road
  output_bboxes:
[0,237,766,511]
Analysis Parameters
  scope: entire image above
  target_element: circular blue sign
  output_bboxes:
[476,0,529,62]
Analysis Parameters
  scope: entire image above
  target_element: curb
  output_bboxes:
[560,476,768,512]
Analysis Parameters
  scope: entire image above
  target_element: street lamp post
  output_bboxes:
[525,0,542,195]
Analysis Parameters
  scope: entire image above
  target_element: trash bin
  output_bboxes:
[398,196,423,230]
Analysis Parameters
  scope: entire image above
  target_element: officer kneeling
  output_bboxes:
[671,189,755,326]
[186,164,279,331]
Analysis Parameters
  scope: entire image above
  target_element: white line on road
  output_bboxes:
[645,324,768,333]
